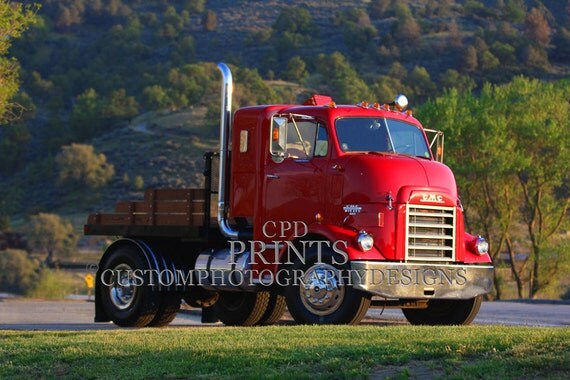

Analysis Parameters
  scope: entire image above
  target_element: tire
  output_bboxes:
[98,245,161,327]
[284,246,371,325]
[402,296,483,325]
[147,293,181,327]
[257,293,287,325]
[212,291,270,326]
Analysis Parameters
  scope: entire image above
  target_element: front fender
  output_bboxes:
[302,223,387,261]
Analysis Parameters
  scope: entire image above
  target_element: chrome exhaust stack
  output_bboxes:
[217,63,239,240]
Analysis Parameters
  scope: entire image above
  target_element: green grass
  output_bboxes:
[1,325,568,379]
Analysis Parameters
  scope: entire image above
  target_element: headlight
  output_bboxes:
[475,236,489,255]
[357,232,374,251]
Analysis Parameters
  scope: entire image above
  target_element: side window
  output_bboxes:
[285,120,316,159]
[270,116,328,162]
[314,125,329,157]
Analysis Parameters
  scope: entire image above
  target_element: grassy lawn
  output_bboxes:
[1,325,568,379]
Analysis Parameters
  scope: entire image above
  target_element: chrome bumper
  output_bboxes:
[350,261,494,299]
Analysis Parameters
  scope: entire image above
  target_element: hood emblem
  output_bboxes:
[420,194,445,203]
[343,204,362,215]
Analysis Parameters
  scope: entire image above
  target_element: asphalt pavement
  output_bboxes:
[0,298,568,330]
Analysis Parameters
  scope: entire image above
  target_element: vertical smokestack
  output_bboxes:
[217,63,239,240]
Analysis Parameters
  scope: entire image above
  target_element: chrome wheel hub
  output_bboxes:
[109,263,137,310]
[300,263,345,316]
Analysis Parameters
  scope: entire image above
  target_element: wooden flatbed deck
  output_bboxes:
[84,188,219,240]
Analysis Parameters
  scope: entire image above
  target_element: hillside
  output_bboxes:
[1,0,570,226]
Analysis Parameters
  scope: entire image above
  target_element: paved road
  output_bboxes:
[0,298,568,330]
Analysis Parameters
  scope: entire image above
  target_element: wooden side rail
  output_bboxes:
[87,188,206,227]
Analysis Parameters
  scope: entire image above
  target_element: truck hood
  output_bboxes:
[338,153,457,204]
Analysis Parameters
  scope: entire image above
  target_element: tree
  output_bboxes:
[525,7,551,48]
[272,7,314,55]
[503,0,527,23]
[397,16,421,46]
[55,143,115,189]
[26,213,77,266]
[283,56,308,82]
[508,79,570,297]
[405,66,436,101]
[439,69,475,93]
[202,10,217,32]
[448,19,462,48]
[0,123,31,174]
[338,8,378,53]
[0,1,38,123]
[141,85,172,110]
[524,44,549,68]
[314,52,373,103]
[418,78,570,299]
[459,45,478,73]
[103,88,138,122]
[184,0,205,14]
[0,249,38,293]
[69,88,104,140]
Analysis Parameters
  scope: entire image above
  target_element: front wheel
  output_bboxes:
[285,247,371,324]
[402,296,482,325]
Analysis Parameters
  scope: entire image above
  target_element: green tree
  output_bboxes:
[0,123,31,174]
[508,79,570,298]
[103,88,138,122]
[338,8,378,53]
[26,213,77,266]
[283,56,308,82]
[0,1,38,123]
[405,66,436,100]
[0,249,38,294]
[418,78,570,299]
[314,52,373,103]
[503,0,527,22]
[141,85,173,110]
[55,143,115,189]
[69,88,104,140]
[184,0,205,14]
[272,7,314,55]
[439,69,476,93]
[133,175,144,191]
[234,67,279,107]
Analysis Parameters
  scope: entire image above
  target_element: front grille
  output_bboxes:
[405,204,456,261]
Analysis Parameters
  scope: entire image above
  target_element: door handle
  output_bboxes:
[266,174,280,179]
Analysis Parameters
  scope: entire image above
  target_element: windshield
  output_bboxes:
[335,117,431,158]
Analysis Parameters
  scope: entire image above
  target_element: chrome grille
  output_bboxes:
[405,204,456,261]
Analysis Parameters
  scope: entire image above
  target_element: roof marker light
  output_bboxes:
[394,94,408,111]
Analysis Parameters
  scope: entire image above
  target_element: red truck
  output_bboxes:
[85,63,493,327]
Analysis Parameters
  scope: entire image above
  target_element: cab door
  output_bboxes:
[262,116,330,239]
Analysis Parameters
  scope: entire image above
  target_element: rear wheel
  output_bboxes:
[402,296,482,325]
[98,245,160,327]
[212,291,270,326]
[147,293,181,327]
[285,247,371,325]
[257,293,287,325]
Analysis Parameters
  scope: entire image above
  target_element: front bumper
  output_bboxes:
[350,261,494,299]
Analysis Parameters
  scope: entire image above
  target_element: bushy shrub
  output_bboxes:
[0,249,38,294]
